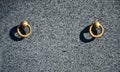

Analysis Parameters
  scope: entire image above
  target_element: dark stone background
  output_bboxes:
[0,0,120,72]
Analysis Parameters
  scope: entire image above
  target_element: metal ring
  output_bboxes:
[89,21,104,38]
[17,21,32,38]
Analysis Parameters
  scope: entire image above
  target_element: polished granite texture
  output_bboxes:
[0,0,120,72]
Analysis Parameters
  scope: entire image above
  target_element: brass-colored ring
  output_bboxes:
[17,21,32,38]
[89,21,104,38]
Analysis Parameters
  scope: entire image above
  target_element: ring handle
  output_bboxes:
[17,21,32,38]
[89,21,104,38]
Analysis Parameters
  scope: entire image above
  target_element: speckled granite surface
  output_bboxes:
[0,0,120,72]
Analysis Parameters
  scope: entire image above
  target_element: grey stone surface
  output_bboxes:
[0,0,120,72]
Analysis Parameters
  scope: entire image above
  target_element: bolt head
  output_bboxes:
[93,21,101,29]
[20,21,28,28]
